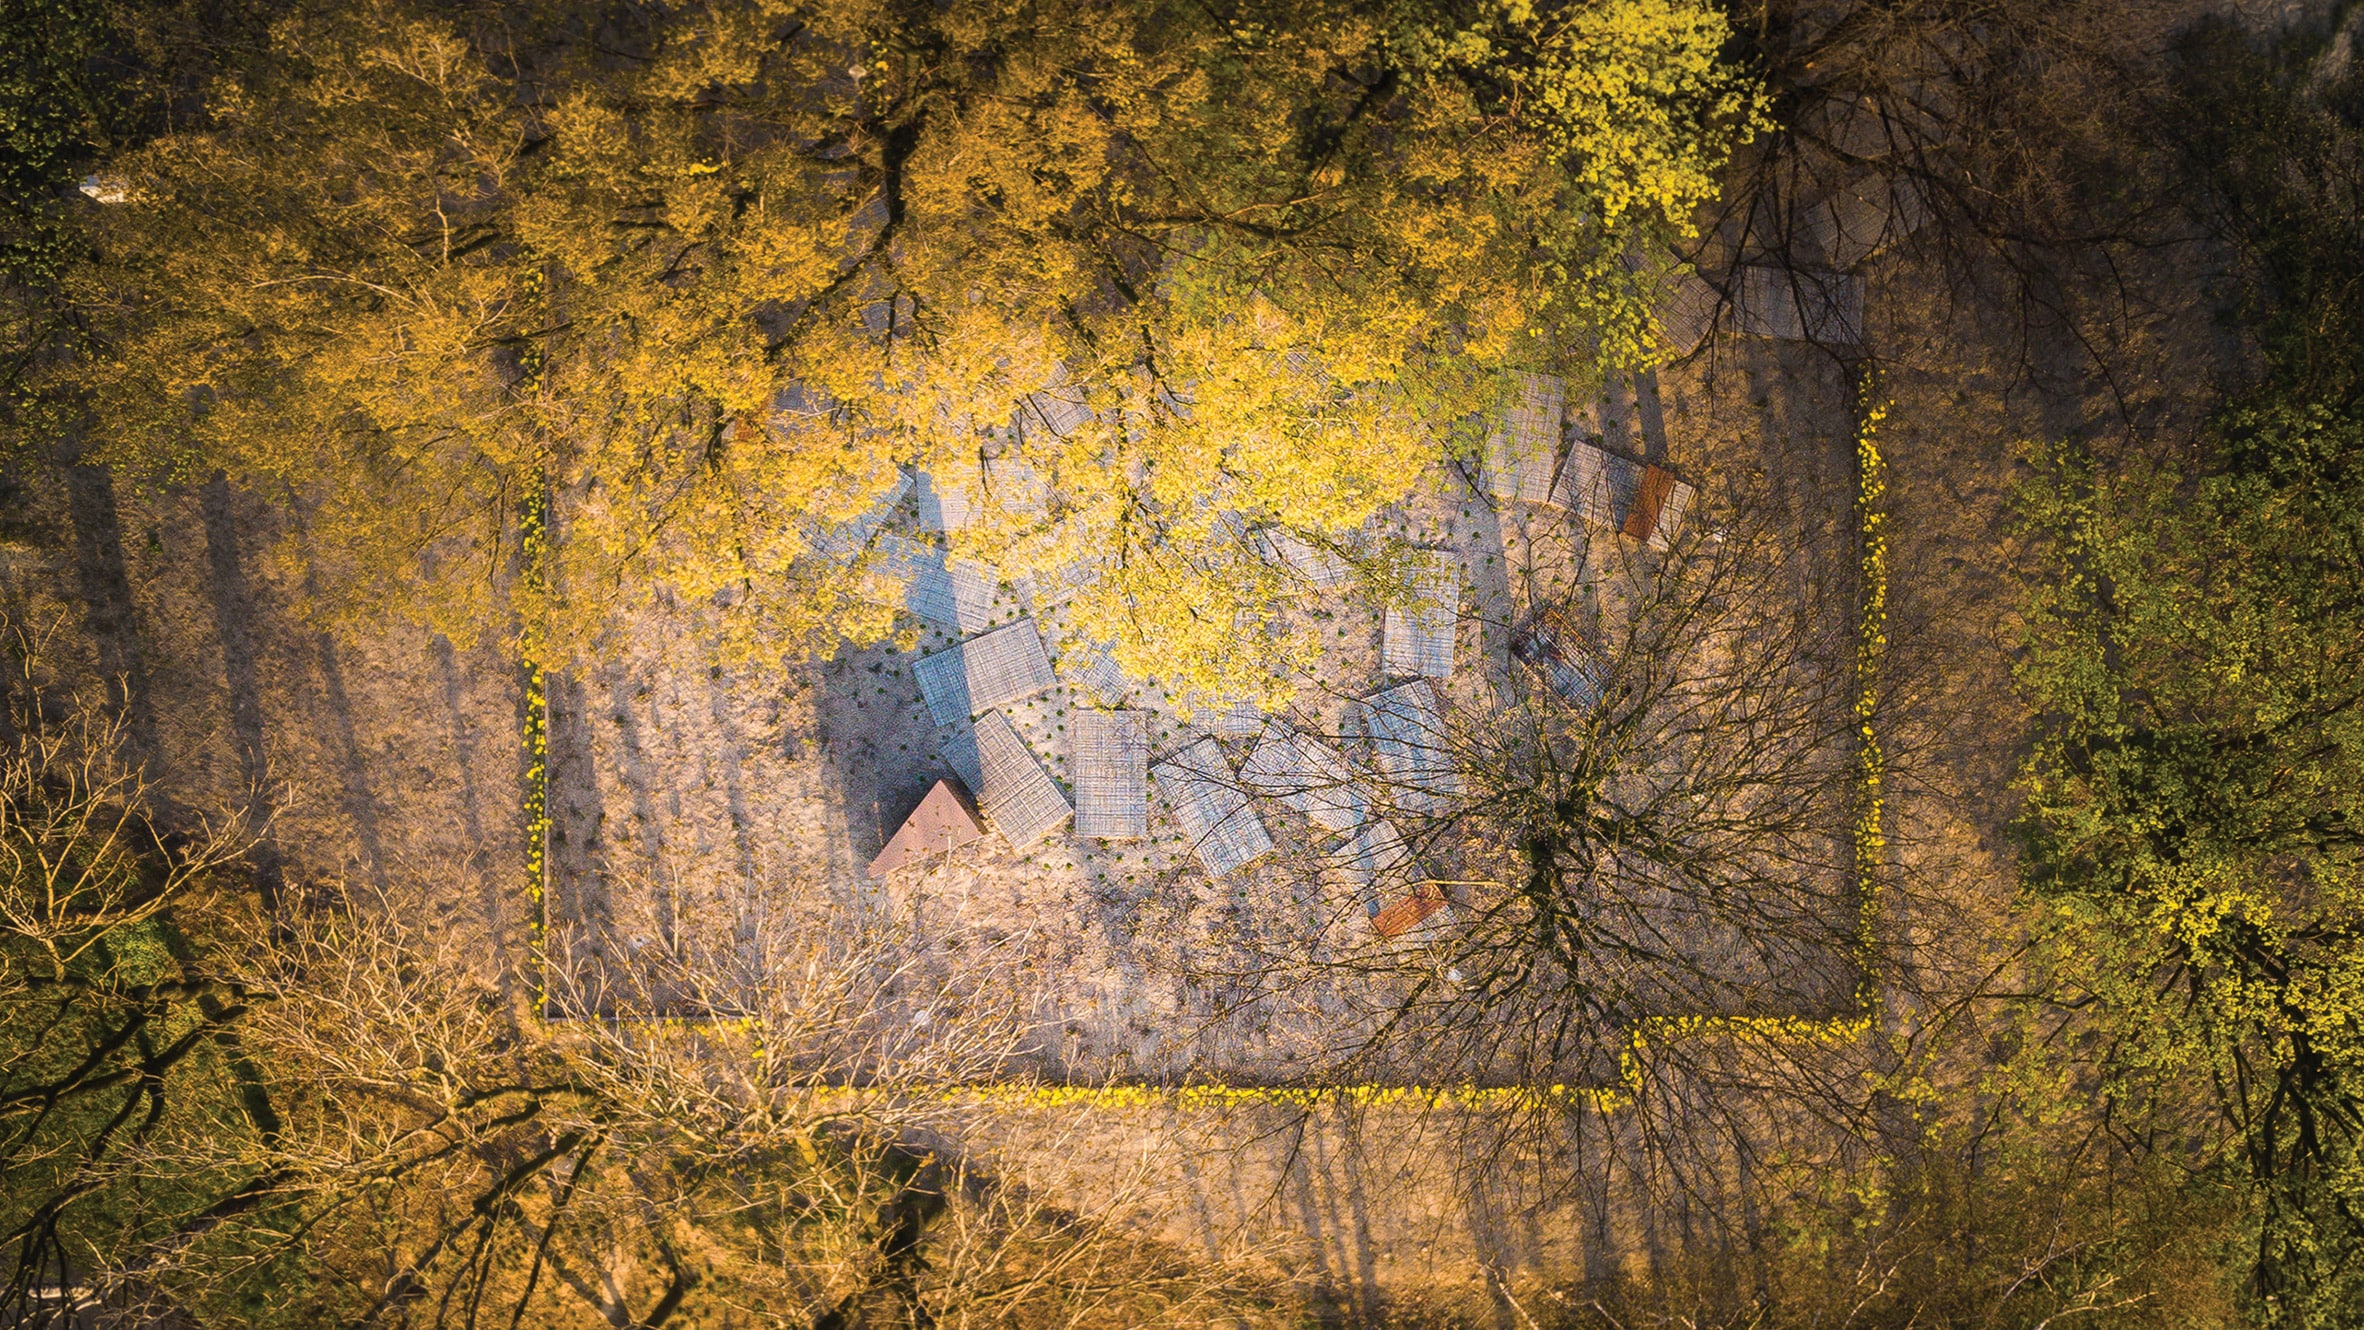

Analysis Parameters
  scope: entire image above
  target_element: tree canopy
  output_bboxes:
[44,0,1756,690]
[2013,22,2364,1322]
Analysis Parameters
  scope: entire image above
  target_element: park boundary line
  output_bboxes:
[518,373,1892,1113]
[522,483,551,1014]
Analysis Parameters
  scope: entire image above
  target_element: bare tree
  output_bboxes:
[1176,466,1864,1088]
[61,866,1283,1328]
[0,614,252,1328]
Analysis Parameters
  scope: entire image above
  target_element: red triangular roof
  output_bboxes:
[1371,883,1452,939]
[1623,465,1677,543]
[867,779,987,879]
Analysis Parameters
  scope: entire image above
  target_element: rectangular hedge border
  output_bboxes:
[520,374,1893,1109]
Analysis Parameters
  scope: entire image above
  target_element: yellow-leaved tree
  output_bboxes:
[60,0,1758,690]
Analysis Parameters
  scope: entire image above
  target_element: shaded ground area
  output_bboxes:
[0,466,525,972]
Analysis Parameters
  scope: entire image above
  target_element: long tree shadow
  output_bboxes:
[200,473,284,909]
[305,621,390,893]
[813,641,947,889]
[543,669,611,972]
[433,633,498,941]
[65,463,159,767]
